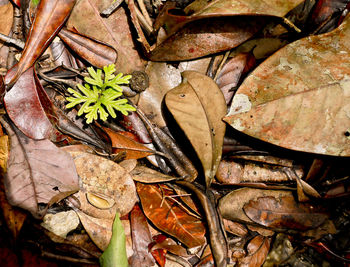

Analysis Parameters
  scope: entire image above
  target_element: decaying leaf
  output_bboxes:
[218,188,293,224]
[243,195,328,230]
[137,183,206,249]
[224,14,350,156]
[67,0,146,73]
[68,151,138,216]
[129,204,156,267]
[165,71,226,187]
[0,117,79,218]
[236,235,271,266]
[0,135,8,172]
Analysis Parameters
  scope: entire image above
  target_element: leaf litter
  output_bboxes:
[0,0,349,266]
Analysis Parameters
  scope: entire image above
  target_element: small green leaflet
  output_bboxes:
[99,213,128,267]
[66,64,135,123]
[32,0,40,5]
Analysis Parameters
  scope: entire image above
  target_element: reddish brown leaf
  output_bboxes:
[0,117,79,218]
[216,53,256,105]
[129,204,156,267]
[243,195,328,231]
[7,0,76,86]
[67,0,146,73]
[58,28,117,68]
[237,235,271,267]
[104,127,154,160]
[137,183,206,249]
[4,67,58,140]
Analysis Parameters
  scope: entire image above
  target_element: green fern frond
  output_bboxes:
[65,64,134,123]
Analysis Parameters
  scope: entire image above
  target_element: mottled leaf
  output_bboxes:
[218,188,292,224]
[165,71,226,187]
[243,195,328,230]
[224,14,350,156]
[137,183,206,249]
[0,117,79,218]
[68,151,138,216]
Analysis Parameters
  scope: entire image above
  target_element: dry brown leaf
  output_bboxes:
[218,188,292,224]
[131,165,178,183]
[67,0,146,73]
[0,1,13,50]
[165,71,226,187]
[224,14,350,156]
[68,151,138,216]
[237,235,271,267]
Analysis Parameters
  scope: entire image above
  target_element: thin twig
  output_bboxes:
[137,0,153,27]
[0,32,25,49]
[100,0,124,17]
[213,50,230,82]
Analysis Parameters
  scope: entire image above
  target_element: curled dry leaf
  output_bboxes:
[218,188,293,224]
[131,165,178,183]
[236,235,271,267]
[104,127,154,160]
[7,0,76,86]
[243,195,328,231]
[224,14,350,156]
[165,71,226,187]
[58,28,117,68]
[0,117,79,218]
[137,183,206,249]
[67,0,146,73]
[68,151,138,216]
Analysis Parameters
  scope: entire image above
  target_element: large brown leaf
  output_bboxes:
[4,67,57,140]
[165,71,226,187]
[137,183,206,249]
[0,117,79,218]
[243,195,328,230]
[7,0,76,86]
[67,0,146,73]
[224,14,350,156]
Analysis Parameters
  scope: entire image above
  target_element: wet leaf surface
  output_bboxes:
[165,71,226,187]
[224,14,350,156]
[243,195,328,230]
[137,183,206,249]
[1,117,79,218]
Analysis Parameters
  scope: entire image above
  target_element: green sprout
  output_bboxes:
[66,64,136,124]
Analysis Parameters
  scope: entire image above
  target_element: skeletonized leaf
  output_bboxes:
[224,14,350,156]
[1,117,79,218]
[137,183,206,249]
[165,71,226,187]
[243,195,328,230]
